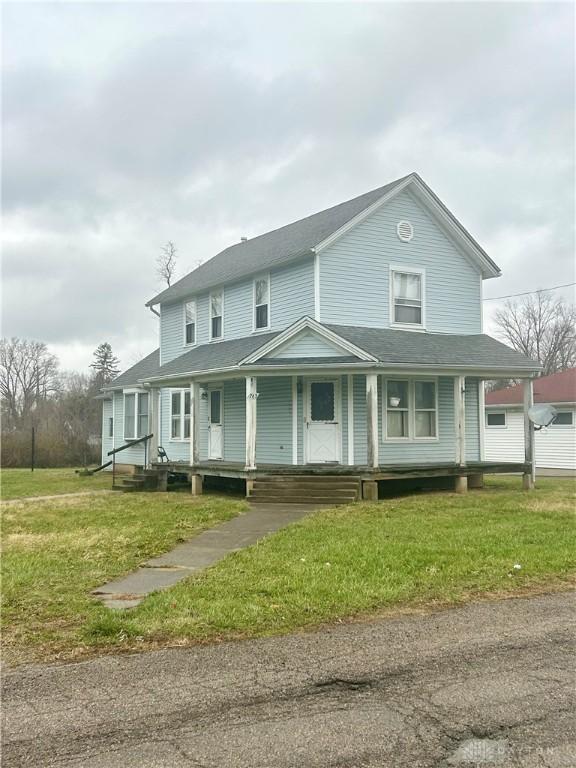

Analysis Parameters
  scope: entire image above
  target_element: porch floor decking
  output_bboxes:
[152,460,529,481]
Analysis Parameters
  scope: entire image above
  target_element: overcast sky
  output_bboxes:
[2,1,574,373]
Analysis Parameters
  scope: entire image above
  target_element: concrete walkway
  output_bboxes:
[93,503,316,609]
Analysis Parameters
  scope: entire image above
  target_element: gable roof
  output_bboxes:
[486,368,576,406]
[147,172,500,307]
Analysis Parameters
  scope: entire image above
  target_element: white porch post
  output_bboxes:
[245,375,257,470]
[523,378,535,489]
[366,374,379,469]
[189,381,200,466]
[454,376,466,466]
[148,387,160,467]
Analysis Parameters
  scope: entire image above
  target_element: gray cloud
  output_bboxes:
[2,1,574,371]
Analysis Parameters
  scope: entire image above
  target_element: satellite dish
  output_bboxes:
[528,404,557,429]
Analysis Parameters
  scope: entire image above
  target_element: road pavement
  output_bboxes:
[2,592,575,767]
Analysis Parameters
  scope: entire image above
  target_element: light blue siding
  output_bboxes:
[160,389,188,462]
[111,392,146,465]
[268,329,348,359]
[101,399,113,466]
[159,303,182,366]
[256,377,293,464]
[296,376,304,465]
[270,258,315,328]
[319,189,482,334]
[465,378,481,462]
[160,257,315,365]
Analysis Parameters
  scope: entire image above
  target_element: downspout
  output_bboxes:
[149,305,160,318]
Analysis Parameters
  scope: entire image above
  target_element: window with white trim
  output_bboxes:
[486,412,506,427]
[391,270,423,326]
[414,381,436,437]
[385,380,409,438]
[552,411,573,426]
[170,390,191,440]
[210,290,223,340]
[254,275,270,330]
[383,379,437,440]
[184,300,196,345]
[124,392,149,440]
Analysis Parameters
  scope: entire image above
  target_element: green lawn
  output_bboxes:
[2,476,574,665]
[2,492,246,664]
[1,468,112,499]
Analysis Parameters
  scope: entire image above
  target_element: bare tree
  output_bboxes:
[494,293,576,376]
[157,241,177,287]
[0,338,60,427]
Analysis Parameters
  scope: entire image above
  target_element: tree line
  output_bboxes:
[0,340,120,468]
[1,239,178,469]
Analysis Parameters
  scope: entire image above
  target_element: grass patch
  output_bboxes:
[2,492,245,663]
[1,468,112,499]
[2,476,574,665]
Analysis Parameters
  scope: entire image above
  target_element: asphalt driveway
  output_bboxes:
[3,592,575,767]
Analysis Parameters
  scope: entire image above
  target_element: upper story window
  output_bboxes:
[254,275,270,330]
[391,268,424,327]
[124,391,149,440]
[210,290,223,340]
[184,300,196,346]
[170,390,191,440]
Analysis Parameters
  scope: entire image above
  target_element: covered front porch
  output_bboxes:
[147,369,537,499]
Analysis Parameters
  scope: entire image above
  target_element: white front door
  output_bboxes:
[306,380,340,463]
[208,389,223,460]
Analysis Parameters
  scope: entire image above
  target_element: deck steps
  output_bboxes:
[249,475,361,505]
[113,469,159,493]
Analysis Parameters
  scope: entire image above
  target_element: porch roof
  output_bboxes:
[106,321,539,388]
[325,324,540,372]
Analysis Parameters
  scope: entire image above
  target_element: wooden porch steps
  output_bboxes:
[112,469,159,493]
[248,475,361,504]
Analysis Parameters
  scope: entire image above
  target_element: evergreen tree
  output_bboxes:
[90,343,120,389]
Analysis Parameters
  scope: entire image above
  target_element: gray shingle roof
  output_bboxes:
[327,325,540,371]
[109,323,538,388]
[106,349,160,389]
[146,176,410,306]
[149,332,279,379]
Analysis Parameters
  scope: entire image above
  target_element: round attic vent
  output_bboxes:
[397,220,414,242]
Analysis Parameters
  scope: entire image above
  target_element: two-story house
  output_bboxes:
[100,173,540,500]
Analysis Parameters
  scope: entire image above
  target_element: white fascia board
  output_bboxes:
[239,316,378,365]
[408,179,500,278]
[140,363,540,386]
[313,173,501,280]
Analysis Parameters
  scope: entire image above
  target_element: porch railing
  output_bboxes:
[107,434,153,489]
